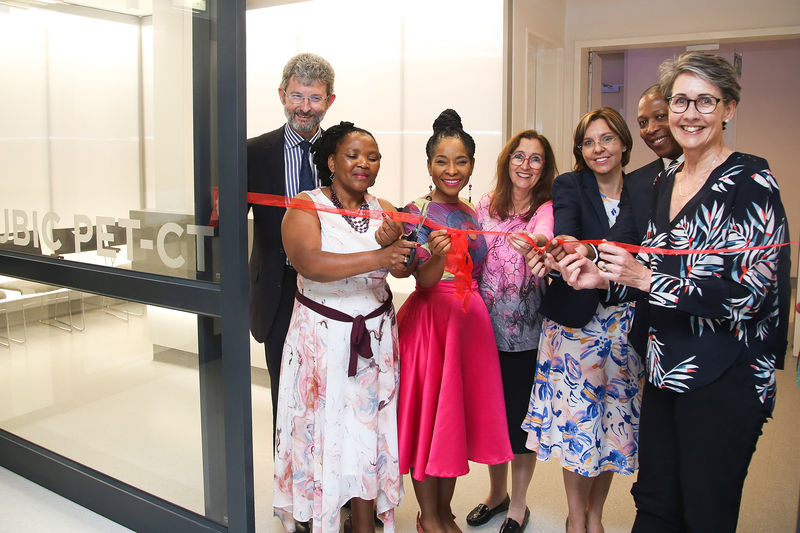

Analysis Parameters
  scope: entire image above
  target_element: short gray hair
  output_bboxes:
[280,53,335,96]
[659,52,740,104]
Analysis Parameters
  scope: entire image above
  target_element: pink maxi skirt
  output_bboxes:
[397,280,513,481]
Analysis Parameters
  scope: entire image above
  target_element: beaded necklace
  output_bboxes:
[330,189,370,233]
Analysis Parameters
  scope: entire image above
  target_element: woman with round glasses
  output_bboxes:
[466,131,556,533]
[521,107,643,533]
[557,52,789,533]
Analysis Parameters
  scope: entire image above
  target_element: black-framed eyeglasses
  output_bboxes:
[667,96,722,114]
[286,93,330,105]
[509,153,545,169]
[578,134,618,152]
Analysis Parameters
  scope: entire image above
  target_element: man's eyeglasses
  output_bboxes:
[286,93,330,105]
[578,135,618,152]
[667,96,722,114]
[509,153,545,169]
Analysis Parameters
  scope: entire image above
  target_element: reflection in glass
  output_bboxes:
[0,2,218,281]
[0,278,221,520]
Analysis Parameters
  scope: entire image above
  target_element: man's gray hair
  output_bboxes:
[280,53,335,96]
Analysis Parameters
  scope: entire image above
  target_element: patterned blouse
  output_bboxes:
[402,197,488,279]
[476,194,554,352]
[607,153,789,410]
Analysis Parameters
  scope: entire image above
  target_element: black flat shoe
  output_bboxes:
[466,494,510,526]
[499,507,529,533]
[295,520,311,533]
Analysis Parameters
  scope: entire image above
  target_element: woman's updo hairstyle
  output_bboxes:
[311,121,377,186]
[425,109,476,161]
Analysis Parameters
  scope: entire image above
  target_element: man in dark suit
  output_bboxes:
[612,85,683,244]
[606,85,682,357]
[247,53,336,453]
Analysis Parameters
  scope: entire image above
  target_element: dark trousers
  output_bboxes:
[264,265,298,449]
[498,349,538,454]
[631,351,770,533]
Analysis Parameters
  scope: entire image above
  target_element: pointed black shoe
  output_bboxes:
[499,507,529,533]
[466,494,510,526]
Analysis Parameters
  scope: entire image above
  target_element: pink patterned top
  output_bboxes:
[476,193,554,352]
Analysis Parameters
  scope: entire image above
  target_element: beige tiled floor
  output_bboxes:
[0,303,798,533]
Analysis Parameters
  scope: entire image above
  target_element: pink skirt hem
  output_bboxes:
[397,281,513,481]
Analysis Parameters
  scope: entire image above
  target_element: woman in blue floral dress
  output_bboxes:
[521,107,643,533]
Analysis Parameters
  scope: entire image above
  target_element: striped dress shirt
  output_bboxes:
[283,125,322,199]
[283,125,322,266]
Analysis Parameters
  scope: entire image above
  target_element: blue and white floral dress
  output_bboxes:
[522,193,644,477]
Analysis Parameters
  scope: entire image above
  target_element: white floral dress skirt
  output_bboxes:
[522,301,643,476]
[273,189,402,533]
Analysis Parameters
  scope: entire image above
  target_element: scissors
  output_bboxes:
[401,201,430,266]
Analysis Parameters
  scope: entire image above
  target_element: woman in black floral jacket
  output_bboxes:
[556,52,790,533]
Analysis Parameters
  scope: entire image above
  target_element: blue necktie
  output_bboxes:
[298,140,314,192]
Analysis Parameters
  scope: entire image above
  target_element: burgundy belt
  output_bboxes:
[294,288,393,377]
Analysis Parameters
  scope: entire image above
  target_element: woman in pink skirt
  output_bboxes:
[397,109,513,533]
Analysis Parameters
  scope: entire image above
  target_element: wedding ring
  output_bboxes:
[598,262,609,273]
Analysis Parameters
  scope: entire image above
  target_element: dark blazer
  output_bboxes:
[247,125,290,342]
[539,168,614,328]
[606,158,663,355]
[611,158,663,244]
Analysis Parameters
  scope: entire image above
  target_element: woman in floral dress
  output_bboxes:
[521,107,643,533]
[274,122,416,533]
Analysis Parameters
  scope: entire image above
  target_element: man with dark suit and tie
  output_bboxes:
[605,85,682,358]
[611,85,683,244]
[247,53,336,453]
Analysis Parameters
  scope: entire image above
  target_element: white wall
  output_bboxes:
[149,0,195,213]
[0,2,196,254]
[509,0,567,168]
[562,0,800,167]
[246,0,504,208]
[0,8,141,228]
[732,39,800,276]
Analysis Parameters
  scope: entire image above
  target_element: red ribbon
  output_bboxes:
[220,191,793,308]
[244,192,795,254]
[245,193,482,308]
[444,230,474,312]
